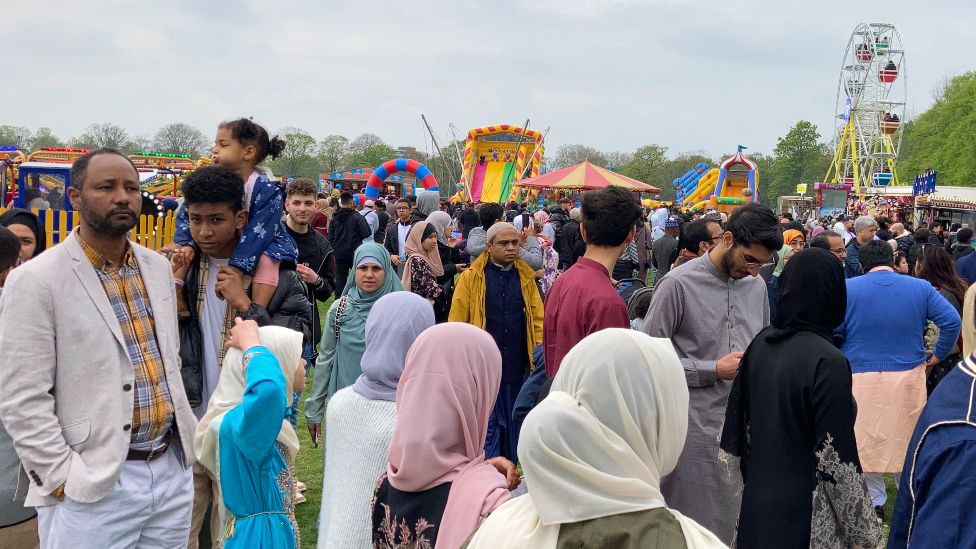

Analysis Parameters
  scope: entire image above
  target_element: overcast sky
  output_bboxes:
[4,0,970,159]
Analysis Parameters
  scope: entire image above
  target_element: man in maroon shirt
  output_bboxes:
[543,186,642,378]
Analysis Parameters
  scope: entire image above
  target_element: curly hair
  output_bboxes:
[218,118,286,164]
[287,178,318,198]
[182,166,244,212]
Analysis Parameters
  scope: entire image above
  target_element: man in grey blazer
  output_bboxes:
[0,148,197,548]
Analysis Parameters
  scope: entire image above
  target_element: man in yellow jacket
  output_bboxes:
[450,222,544,461]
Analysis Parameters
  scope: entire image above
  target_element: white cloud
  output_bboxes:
[0,0,968,162]
[520,0,684,18]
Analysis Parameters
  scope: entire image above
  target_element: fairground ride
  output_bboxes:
[823,22,906,193]
[458,124,544,203]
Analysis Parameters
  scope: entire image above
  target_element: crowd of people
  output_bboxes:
[0,119,974,549]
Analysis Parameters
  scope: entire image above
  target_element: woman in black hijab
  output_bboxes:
[0,208,45,262]
[720,248,881,549]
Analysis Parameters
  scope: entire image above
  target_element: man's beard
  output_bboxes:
[80,201,137,238]
[721,247,738,278]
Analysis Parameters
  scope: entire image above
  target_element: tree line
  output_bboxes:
[1,70,972,203]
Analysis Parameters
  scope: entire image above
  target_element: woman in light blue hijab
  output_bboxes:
[304,242,403,431]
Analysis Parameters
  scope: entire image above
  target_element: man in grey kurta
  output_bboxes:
[643,203,780,543]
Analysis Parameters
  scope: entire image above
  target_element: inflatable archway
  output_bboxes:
[365,158,438,199]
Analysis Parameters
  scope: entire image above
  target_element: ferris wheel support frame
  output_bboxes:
[824,23,907,194]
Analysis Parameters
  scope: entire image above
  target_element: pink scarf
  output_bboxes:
[387,323,510,548]
[400,221,445,292]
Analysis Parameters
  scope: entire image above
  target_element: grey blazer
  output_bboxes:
[0,231,196,506]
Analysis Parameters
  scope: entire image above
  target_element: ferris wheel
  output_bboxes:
[824,23,907,192]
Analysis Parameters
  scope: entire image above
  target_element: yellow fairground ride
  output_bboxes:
[824,23,906,193]
[129,151,209,197]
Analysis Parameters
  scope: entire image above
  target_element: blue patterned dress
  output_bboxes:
[218,347,298,549]
[176,172,298,274]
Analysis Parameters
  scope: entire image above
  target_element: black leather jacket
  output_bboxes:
[178,256,313,408]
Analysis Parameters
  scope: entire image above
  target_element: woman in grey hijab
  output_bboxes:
[412,190,440,222]
[317,292,435,548]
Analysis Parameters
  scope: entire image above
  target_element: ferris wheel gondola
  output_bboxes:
[824,23,907,192]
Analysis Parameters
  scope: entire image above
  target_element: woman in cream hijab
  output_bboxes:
[464,329,727,549]
[195,319,306,549]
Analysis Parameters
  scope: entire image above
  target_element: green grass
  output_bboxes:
[882,474,898,540]
[294,372,325,546]
[292,298,332,547]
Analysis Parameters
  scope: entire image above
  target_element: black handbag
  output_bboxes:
[927,352,962,395]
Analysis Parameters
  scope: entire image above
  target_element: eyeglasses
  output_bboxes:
[743,258,777,269]
[731,244,777,269]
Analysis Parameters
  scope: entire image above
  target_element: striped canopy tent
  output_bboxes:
[517,161,661,193]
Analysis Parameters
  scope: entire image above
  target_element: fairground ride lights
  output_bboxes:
[133,151,191,158]
[40,147,89,153]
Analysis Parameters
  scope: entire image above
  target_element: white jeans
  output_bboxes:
[864,472,888,508]
[37,446,193,549]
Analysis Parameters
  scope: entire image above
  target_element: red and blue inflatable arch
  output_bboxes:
[365,158,438,199]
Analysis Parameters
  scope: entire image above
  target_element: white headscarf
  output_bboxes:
[194,326,304,477]
[465,329,727,548]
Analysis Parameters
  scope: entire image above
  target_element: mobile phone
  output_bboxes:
[452,231,461,240]
[521,213,530,228]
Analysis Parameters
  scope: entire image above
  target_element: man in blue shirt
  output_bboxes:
[835,240,960,518]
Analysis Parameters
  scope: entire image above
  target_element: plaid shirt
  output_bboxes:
[78,230,175,445]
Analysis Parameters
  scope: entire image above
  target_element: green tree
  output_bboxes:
[899,71,976,185]
[619,144,668,193]
[317,134,348,173]
[31,127,64,151]
[550,144,608,169]
[0,126,33,150]
[605,151,633,171]
[345,133,396,170]
[152,123,209,157]
[123,135,154,155]
[266,128,320,180]
[749,152,776,205]
[74,123,130,150]
[769,121,831,203]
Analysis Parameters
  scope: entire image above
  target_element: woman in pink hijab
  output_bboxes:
[371,323,516,549]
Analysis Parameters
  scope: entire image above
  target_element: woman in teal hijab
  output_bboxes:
[305,242,403,435]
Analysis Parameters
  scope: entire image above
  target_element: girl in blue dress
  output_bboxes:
[195,319,305,548]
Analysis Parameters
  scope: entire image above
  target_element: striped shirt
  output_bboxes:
[77,230,174,445]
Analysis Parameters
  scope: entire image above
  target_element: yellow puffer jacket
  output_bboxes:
[449,252,544,366]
